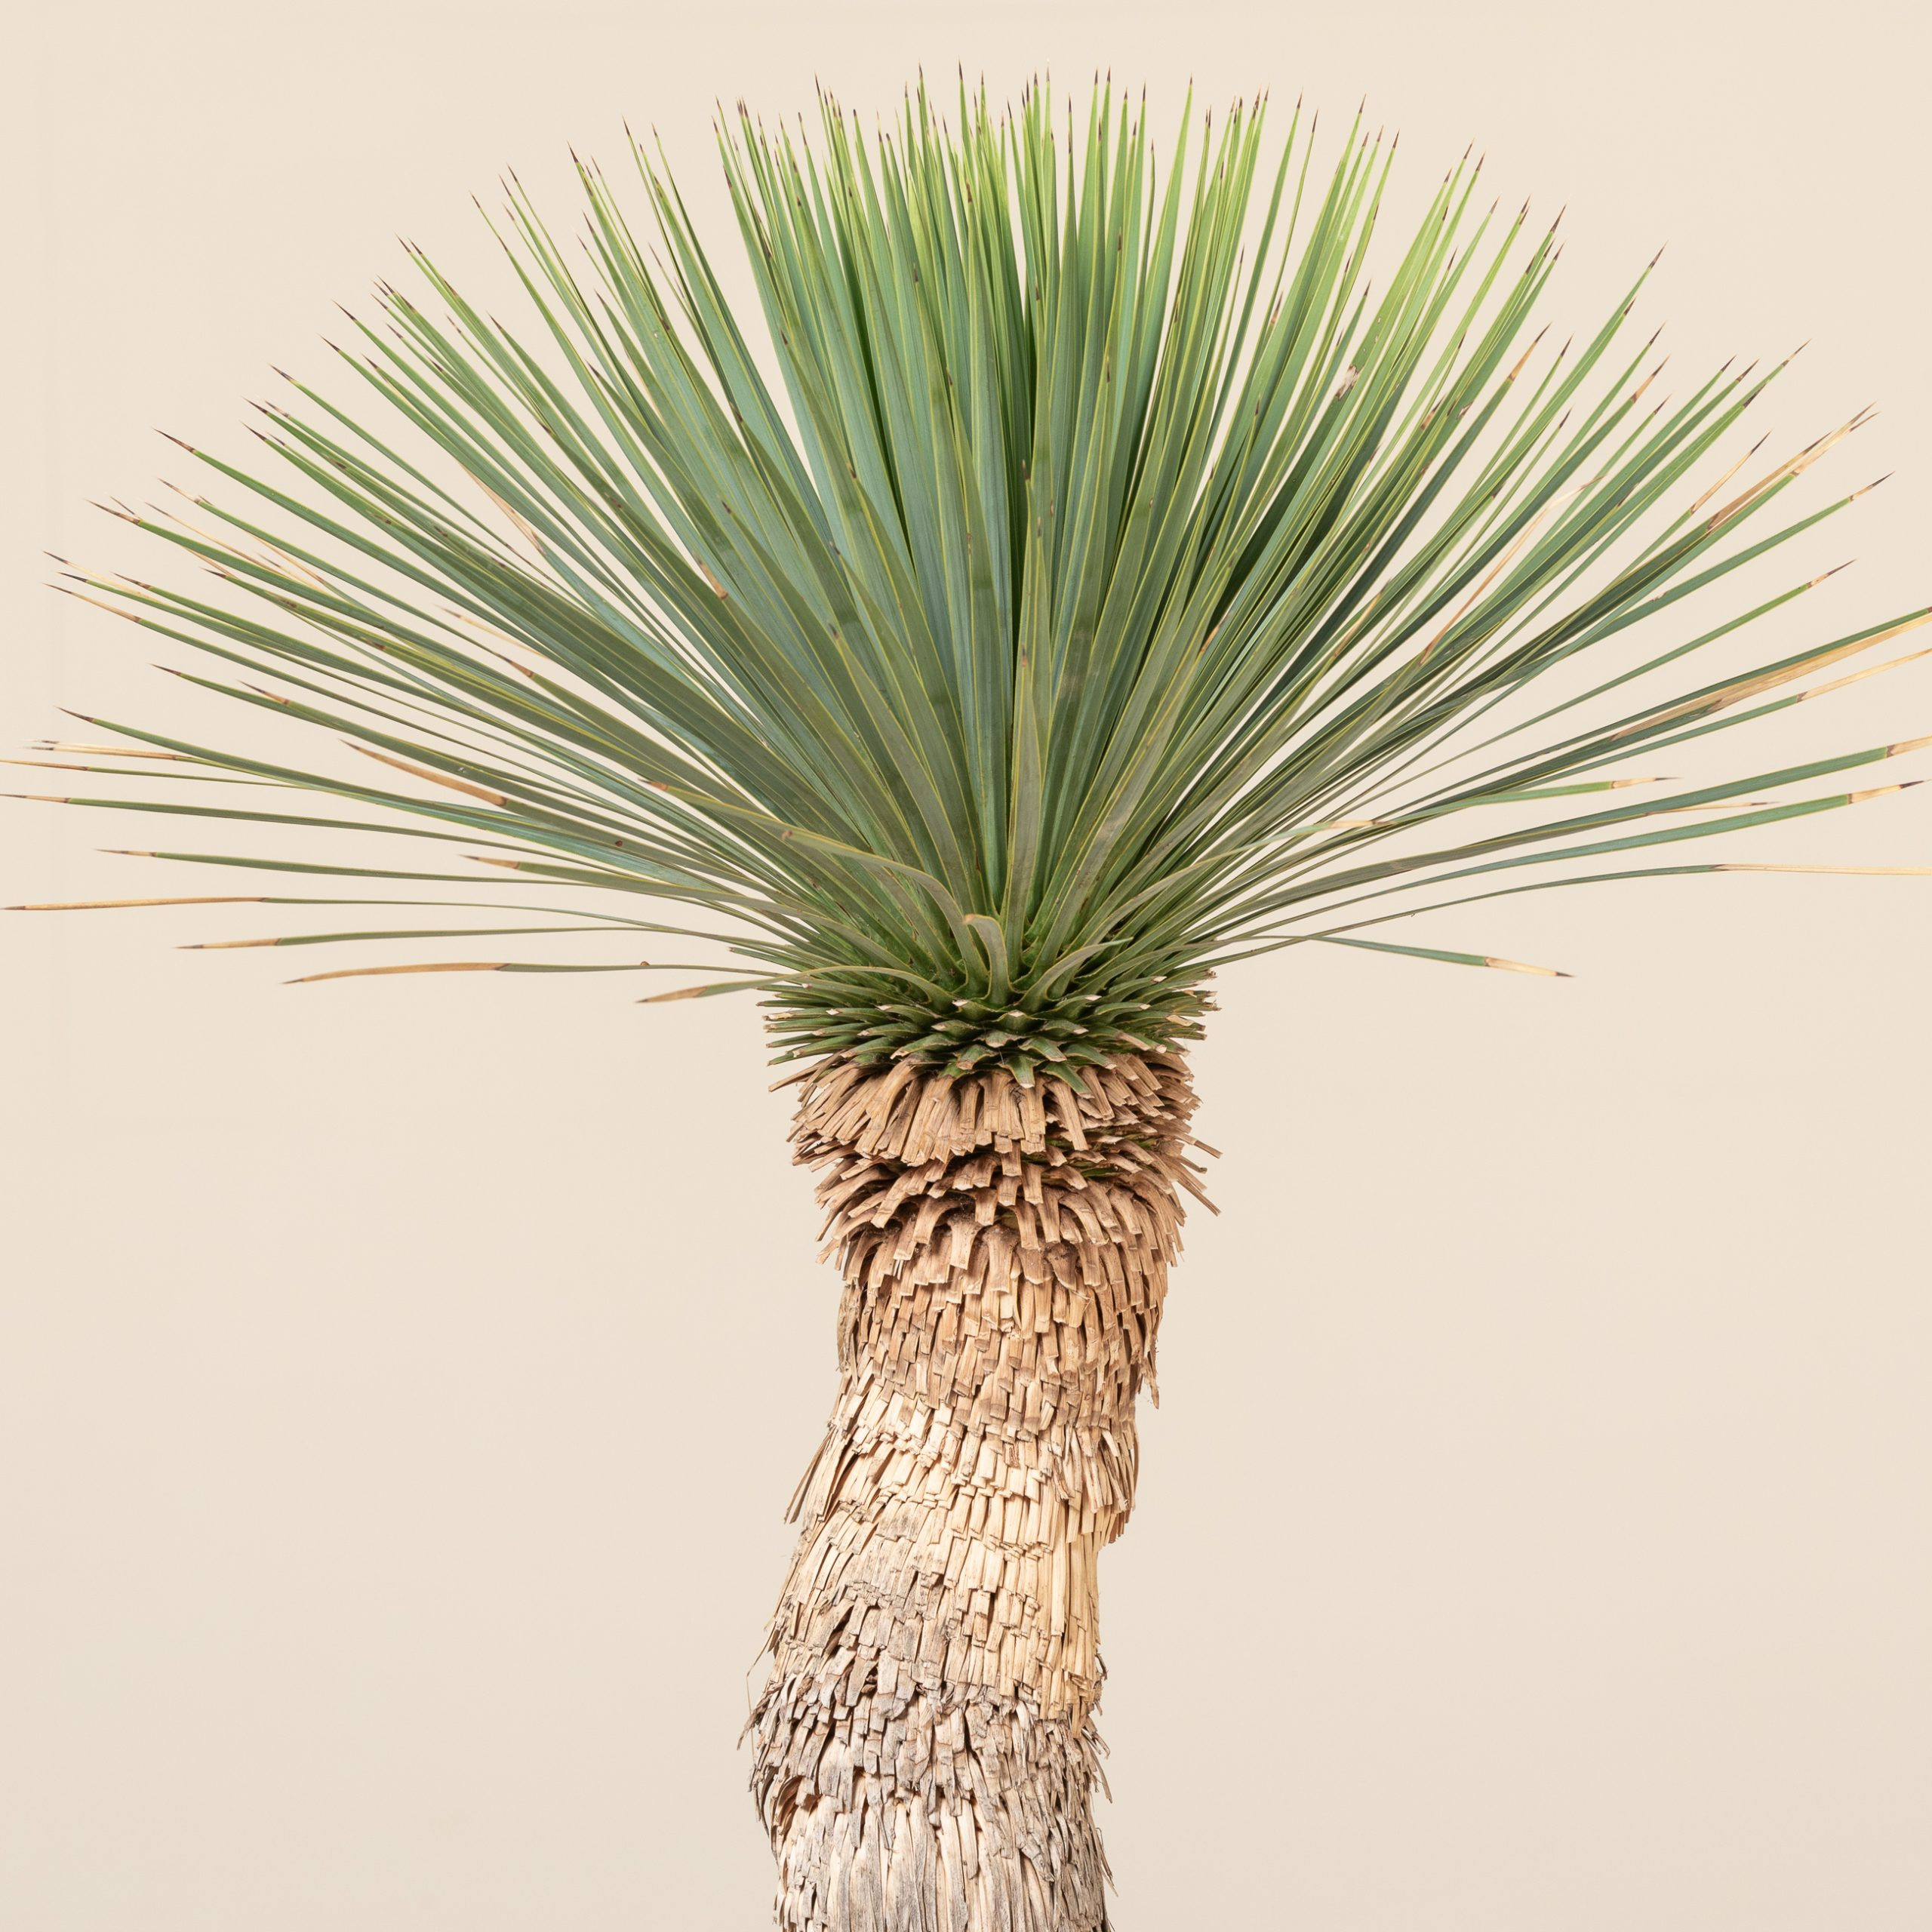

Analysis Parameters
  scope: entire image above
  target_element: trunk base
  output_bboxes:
[754,1680,1110,1931]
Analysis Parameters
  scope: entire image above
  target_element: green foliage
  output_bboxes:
[30,79,1927,1084]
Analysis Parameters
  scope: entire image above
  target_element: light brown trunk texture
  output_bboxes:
[749,1051,1205,1930]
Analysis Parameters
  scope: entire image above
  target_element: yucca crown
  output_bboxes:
[25,79,1925,1088]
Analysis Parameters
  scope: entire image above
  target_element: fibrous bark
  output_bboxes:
[749,1051,1208,1930]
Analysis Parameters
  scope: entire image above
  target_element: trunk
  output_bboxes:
[749,1051,1205,1930]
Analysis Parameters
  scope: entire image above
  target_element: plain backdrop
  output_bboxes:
[4,2,1927,1927]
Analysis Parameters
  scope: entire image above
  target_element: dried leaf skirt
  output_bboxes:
[749,1052,1205,1930]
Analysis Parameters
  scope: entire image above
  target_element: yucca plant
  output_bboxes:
[17,77,1927,1930]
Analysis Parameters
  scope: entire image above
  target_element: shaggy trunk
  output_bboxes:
[749,1051,1206,1930]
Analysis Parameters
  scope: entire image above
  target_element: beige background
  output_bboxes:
[5,2,1927,1925]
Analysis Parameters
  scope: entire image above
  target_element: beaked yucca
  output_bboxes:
[16,78,1927,1930]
